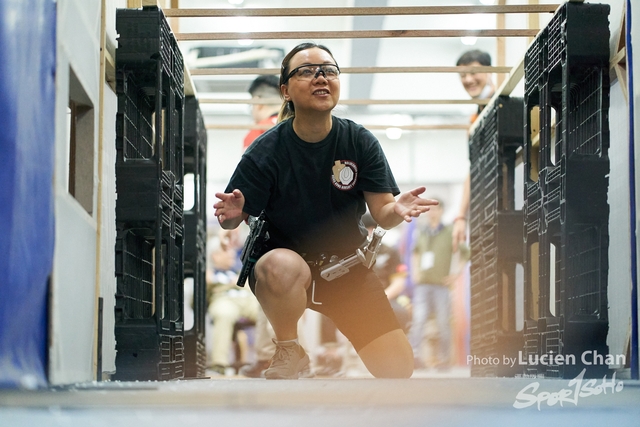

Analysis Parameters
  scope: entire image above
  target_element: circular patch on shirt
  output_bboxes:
[331,160,358,190]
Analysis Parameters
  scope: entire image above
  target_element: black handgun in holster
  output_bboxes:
[237,211,269,287]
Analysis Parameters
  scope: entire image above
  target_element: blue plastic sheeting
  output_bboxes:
[0,0,56,388]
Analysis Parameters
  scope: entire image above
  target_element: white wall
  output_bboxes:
[609,77,632,365]
[593,0,634,371]
[50,0,126,384]
[51,0,102,384]
[98,0,129,377]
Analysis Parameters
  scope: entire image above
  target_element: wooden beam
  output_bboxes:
[498,55,524,96]
[189,65,513,76]
[184,64,196,97]
[198,98,490,106]
[176,29,538,41]
[206,123,470,131]
[609,2,627,104]
[611,47,627,68]
[345,99,490,106]
[164,5,560,18]
[104,48,116,92]
[611,49,628,104]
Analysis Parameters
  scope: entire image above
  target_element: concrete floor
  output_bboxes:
[1,368,639,427]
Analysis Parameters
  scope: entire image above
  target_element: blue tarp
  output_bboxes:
[0,0,56,388]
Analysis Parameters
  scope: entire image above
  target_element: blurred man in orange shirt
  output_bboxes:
[242,75,281,151]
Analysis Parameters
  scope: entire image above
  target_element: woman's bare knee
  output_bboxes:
[254,249,311,296]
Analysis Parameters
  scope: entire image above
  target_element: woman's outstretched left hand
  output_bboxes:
[394,187,439,222]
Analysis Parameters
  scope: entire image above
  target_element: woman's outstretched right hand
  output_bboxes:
[214,189,247,229]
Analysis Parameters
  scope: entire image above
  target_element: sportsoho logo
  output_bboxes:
[513,369,624,410]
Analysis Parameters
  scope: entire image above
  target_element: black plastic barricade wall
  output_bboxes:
[522,1,610,379]
[468,96,525,377]
[183,96,208,378]
[114,6,186,381]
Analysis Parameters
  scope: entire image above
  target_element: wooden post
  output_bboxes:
[169,0,179,34]
[496,0,507,88]
[528,0,540,45]
[94,0,108,382]
[142,0,162,7]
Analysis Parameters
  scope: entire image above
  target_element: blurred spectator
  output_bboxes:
[242,74,281,151]
[206,229,259,375]
[409,199,469,370]
[452,49,495,251]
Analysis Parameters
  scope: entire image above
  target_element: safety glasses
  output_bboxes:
[283,63,341,84]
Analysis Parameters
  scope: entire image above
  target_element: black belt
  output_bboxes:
[301,252,351,268]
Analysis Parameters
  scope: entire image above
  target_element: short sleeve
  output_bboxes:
[225,155,272,217]
[355,126,400,196]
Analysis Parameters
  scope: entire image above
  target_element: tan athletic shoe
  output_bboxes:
[238,359,271,378]
[264,339,312,380]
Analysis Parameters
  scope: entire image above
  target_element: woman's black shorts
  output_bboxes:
[249,261,401,352]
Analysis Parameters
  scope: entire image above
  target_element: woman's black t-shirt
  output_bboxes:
[225,116,400,255]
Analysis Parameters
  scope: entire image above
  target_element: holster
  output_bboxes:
[236,211,269,287]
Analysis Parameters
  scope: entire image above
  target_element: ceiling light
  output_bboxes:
[461,36,478,46]
[238,39,253,46]
[228,0,244,5]
[385,127,403,140]
[479,0,496,5]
